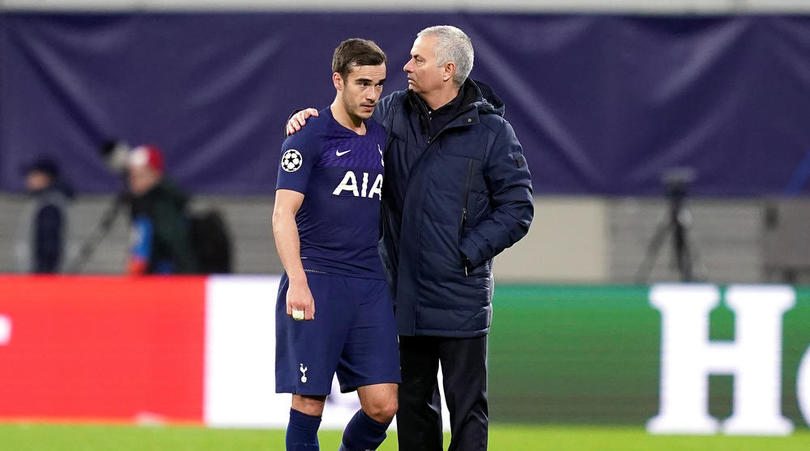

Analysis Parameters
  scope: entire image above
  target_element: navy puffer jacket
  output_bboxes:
[374,79,534,337]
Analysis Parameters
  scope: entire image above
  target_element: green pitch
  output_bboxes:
[1,424,809,451]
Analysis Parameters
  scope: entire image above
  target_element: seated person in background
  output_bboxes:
[126,145,197,274]
[17,157,74,273]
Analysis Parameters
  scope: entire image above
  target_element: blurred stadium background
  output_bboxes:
[2,0,810,449]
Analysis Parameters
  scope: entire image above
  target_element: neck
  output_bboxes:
[419,83,460,110]
[330,101,366,135]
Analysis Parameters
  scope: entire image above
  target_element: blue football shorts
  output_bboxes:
[275,272,401,395]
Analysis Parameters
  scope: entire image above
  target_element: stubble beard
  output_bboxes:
[343,93,371,123]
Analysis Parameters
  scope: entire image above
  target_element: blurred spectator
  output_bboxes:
[16,157,74,273]
[126,145,198,274]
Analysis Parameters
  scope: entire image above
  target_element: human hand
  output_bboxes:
[286,278,316,321]
[286,108,319,136]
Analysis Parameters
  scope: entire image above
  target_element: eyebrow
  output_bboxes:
[355,78,386,84]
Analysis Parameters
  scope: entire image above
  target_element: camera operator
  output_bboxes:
[126,145,198,275]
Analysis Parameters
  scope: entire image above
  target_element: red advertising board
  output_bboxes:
[0,276,206,423]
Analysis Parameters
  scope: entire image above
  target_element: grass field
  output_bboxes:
[0,424,808,451]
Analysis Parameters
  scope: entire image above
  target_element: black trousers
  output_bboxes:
[397,335,488,451]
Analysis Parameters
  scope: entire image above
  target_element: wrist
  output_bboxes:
[287,272,308,285]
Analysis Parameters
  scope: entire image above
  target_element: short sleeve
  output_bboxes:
[276,130,321,194]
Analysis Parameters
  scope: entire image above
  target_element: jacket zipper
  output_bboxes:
[461,160,473,276]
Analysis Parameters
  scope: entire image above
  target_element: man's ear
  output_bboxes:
[333,72,343,91]
[442,62,456,83]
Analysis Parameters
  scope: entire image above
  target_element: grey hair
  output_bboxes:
[417,25,474,86]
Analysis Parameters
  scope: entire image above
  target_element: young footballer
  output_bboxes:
[272,38,399,451]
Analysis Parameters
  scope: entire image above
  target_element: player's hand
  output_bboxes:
[286,108,319,136]
[286,278,316,321]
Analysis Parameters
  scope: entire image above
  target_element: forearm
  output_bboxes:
[461,122,533,266]
[272,210,307,283]
[460,200,533,266]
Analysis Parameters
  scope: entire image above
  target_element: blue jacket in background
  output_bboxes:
[17,182,73,274]
[374,79,534,338]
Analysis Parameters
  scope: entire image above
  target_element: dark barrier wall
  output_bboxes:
[1,13,810,196]
[488,285,810,428]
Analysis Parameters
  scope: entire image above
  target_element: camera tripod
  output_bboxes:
[634,182,703,283]
[63,140,132,273]
[64,191,128,274]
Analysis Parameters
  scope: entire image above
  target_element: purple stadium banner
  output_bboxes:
[1,13,809,196]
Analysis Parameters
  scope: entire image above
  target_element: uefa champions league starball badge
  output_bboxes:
[282,149,303,172]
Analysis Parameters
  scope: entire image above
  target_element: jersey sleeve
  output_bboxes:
[276,130,321,194]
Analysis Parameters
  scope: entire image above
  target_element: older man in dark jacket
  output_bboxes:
[376,26,533,451]
[287,25,533,451]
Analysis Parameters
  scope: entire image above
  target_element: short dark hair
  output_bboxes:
[332,38,386,79]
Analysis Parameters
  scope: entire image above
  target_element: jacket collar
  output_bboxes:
[406,78,493,140]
